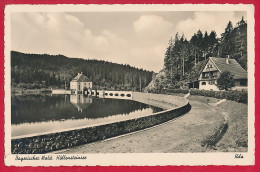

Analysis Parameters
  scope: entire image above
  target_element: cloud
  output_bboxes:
[11,12,127,64]
[133,15,174,45]
[129,45,166,71]
[11,12,246,73]
[11,13,173,72]
[176,12,245,39]
[130,15,175,71]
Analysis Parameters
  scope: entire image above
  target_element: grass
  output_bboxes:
[216,100,248,152]
[188,95,220,104]
[168,93,187,97]
[168,96,225,152]
[188,95,248,152]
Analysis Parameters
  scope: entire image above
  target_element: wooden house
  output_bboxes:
[197,56,247,91]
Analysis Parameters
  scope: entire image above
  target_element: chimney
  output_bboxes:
[226,55,230,64]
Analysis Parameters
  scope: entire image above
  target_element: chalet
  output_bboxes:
[70,73,92,93]
[196,56,247,91]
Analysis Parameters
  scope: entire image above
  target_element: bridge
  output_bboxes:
[52,89,133,100]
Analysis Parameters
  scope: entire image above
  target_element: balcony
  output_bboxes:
[201,75,218,79]
[201,71,219,80]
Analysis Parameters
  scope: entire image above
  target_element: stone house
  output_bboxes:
[70,72,92,93]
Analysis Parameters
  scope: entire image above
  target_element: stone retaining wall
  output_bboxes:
[12,93,191,154]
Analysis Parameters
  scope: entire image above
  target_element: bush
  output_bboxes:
[164,89,189,94]
[217,71,235,90]
[16,82,47,89]
[149,88,189,94]
[190,90,247,104]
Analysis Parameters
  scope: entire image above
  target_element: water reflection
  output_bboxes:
[70,94,92,112]
[11,94,162,137]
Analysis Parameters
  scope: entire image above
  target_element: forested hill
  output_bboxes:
[145,17,247,92]
[11,51,153,91]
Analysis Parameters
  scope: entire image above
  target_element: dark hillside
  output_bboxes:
[11,51,153,91]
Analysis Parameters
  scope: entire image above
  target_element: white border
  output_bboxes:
[4,4,255,166]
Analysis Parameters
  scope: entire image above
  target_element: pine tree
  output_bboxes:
[208,31,219,57]
[220,21,236,57]
[234,17,247,70]
[203,31,209,60]
[164,37,174,83]
[161,18,247,90]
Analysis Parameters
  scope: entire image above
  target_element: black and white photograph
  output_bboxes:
[4,4,254,166]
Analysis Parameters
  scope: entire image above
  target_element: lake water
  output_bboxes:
[11,94,162,138]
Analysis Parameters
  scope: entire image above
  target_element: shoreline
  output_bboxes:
[11,87,52,95]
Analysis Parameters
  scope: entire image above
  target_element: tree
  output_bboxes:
[179,35,190,76]
[217,71,235,90]
[160,19,247,91]
[208,31,219,57]
[202,31,209,60]
[233,17,247,70]
[164,37,174,72]
[11,51,154,90]
[220,21,236,57]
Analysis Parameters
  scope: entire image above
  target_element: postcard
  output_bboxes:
[4,4,255,166]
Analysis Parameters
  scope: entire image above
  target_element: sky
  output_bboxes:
[11,11,246,72]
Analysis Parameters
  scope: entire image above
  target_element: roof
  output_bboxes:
[71,73,91,82]
[209,57,247,79]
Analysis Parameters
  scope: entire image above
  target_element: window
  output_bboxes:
[202,82,206,85]
[209,81,215,85]
[240,80,247,86]
[207,64,213,68]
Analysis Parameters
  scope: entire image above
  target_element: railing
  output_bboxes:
[201,76,218,79]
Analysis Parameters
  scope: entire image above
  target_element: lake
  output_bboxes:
[11,94,163,138]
